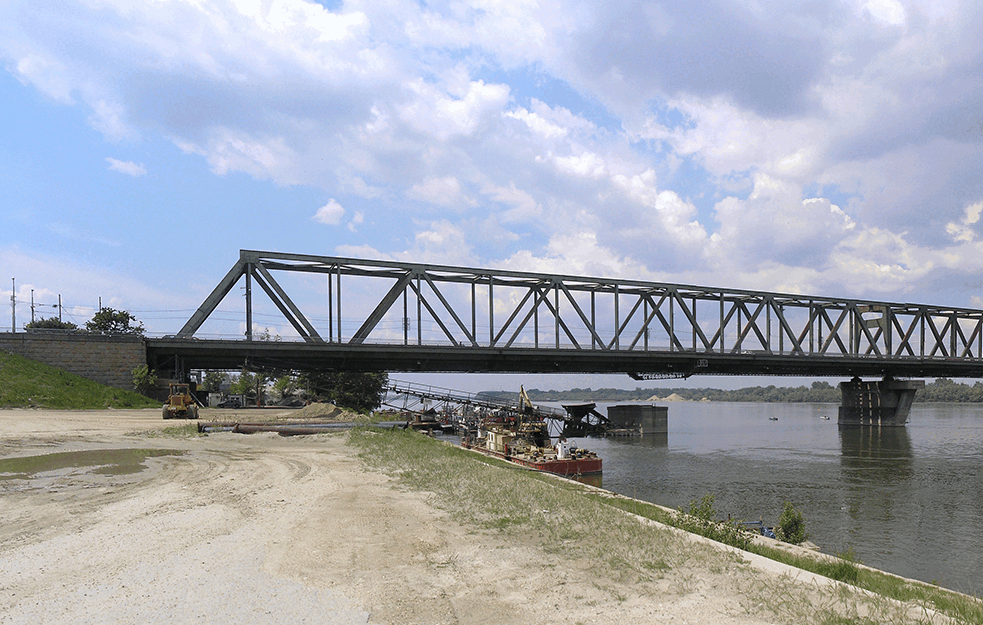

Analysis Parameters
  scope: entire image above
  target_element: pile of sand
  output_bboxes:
[650,393,687,402]
[288,402,362,422]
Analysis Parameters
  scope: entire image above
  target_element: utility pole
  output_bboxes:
[10,278,15,333]
[31,289,35,324]
[58,295,62,321]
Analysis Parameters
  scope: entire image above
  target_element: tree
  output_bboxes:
[299,371,388,412]
[132,364,158,396]
[202,371,226,393]
[273,375,297,401]
[24,317,79,332]
[229,368,273,406]
[85,307,145,336]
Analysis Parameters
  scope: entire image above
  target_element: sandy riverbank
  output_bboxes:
[0,408,967,624]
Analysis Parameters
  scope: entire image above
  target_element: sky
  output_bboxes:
[3,0,983,392]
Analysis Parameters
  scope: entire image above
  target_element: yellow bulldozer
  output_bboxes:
[162,382,200,420]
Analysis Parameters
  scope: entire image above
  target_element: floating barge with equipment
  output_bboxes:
[462,415,602,478]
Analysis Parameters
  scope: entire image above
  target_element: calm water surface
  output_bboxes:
[549,401,983,595]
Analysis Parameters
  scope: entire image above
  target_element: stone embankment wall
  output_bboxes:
[0,332,147,391]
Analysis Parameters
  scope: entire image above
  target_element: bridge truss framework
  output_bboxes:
[159,249,983,379]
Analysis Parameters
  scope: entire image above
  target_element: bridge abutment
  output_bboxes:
[838,377,924,427]
[0,332,147,391]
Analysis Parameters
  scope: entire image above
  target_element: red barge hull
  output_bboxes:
[462,441,602,477]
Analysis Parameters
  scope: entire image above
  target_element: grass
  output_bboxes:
[347,426,983,625]
[142,422,205,438]
[0,349,159,409]
[347,426,722,587]
[587,481,983,624]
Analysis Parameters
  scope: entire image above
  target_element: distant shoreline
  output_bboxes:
[481,377,983,404]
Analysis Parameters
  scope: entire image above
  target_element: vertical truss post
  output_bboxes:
[951,311,958,357]
[335,264,342,342]
[766,298,772,353]
[614,284,620,350]
[808,301,813,354]
[488,275,494,346]
[719,293,725,354]
[245,265,253,341]
[692,296,697,351]
[416,273,422,345]
[643,296,649,350]
[885,307,893,355]
[669,292,674,352]
[555,281,562,349]
[591,290,597,349]
[327,273,333,343]
[736,300,743,353]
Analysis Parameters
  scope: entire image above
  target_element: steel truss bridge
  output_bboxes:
[146,249,983,379]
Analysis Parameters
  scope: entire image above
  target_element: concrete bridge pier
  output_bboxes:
[838,377,925,427]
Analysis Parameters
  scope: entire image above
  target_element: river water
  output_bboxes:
[545,401,983,595]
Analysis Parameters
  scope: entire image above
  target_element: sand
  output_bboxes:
[0,408,963,624]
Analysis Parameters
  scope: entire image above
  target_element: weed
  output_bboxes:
[777,500,808,544]
[345,426,983,624]
[143,422,205,438]
[669,493,753,551]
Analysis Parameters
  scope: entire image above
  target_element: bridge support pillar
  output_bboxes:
[837,377,924,427]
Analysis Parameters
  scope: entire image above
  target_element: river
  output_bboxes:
[544,401,983,596]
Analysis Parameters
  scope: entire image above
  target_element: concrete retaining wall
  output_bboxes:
[0,332,148,391]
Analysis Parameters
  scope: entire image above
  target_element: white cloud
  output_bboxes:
[3,0,983,310]
[504,107,568,139]
[105,157,147,177]
[398,78,512,140]
[864,0,906,26]
[407,177,474,208]
[347,210,364,233]
[710,173,855,268]
[312,199,345,225]
[946,201,983,242]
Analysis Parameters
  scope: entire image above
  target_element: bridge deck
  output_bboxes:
[146,337,983,378]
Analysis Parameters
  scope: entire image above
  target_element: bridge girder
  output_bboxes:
[166,250,983,377]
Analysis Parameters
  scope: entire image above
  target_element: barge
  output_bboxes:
[462,415,602,478]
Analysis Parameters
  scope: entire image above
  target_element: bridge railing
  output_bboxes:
[177,250,983,363]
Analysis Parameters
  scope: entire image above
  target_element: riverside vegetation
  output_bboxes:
[487,377,983,403]
[348,427,983,624]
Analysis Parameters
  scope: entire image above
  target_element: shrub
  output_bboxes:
[777,500,808,544]
[132,365,158,396]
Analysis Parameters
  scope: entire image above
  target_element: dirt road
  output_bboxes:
[0,409,955,624]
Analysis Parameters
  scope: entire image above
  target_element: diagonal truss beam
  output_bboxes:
[175,250,983,371]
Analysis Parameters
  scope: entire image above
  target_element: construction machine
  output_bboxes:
[162,382,199,419]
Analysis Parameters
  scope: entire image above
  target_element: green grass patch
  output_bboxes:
[0,350,158,409]
[346,427,716,588]
[594,487,982,623]
[345,427,982,624]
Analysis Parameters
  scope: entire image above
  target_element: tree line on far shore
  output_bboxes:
[482,378,983,404]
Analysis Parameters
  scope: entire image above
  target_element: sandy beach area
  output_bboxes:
[0,408,964,624]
